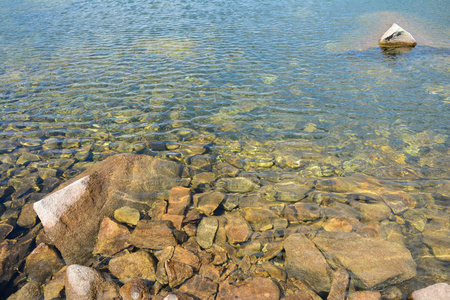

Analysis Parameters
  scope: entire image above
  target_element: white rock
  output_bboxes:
[410,283,450,300]
[379,23,417,47]
[65,264,104,300]
[34,176,90,229]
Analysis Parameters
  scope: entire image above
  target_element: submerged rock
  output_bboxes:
[25,243,63,281]
[119,278,151,300]
[217,277,280,300]
[93,217,131,256]
[284,233,332,293]
[422,219,450,261]
[379,23,417,48]
[408,282,450,300]
[129,220,178,250]
[108,251,157,283]
[312,231,416,289]
[65,264,105,300]
[33,154,185,264]
[114,206,140,226]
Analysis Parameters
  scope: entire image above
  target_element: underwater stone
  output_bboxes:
[216,177,258,193]
[196,217,218,249]
[409,283,450,300]
[114,206,140,226]
[225,216,252,245]
[108,251,157,283]
[93,217,130,256]
[129,220,177,250]
[65,264,105,300]
[194,191,225,215]
[179,275,218,300]
[217,274,280,300]
[25,243,64,282]
[422,219,450,261]
[379,23,417,48]
[119,278,151,300]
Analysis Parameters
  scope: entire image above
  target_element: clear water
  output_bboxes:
[0,0,449,298]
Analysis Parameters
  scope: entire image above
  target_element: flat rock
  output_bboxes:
[244,207,278,231]
[379,23,417,47]
[65,264,105,300]
[217,277,280,300]
[167,186,191,215]
[17,203,38,228]
[108,251,157,283]
[128,220,178,250]
[284,233,332,293]
[347,291,381,300]
[179,275,218,299]
[171,245,200,271]
[216,177,258,193]
[409,283,450,300]
[94,217,130,256]
[97,281,121,300]
[293,202,321,222]
[196,217,218,249]
[33,154,185,264]
[225,216,252,244]
[327,268,349,300]
[6,280,43,300]
[312,231,416,290]
[43,266,68,300]
[165,259,194,288]
[25,243,64,281]
[422,219,450,261]
[194,191,225,215]
[114,206,140,226]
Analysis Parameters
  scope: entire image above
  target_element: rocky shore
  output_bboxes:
[1,153,448,300]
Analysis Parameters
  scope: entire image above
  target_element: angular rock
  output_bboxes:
[167,186,191,215]
[114,206,140,226]
[179,275,218,299]
[165,259,194,288]
[171,245,200,271]
[284,233,332,293]
[119,278,151,300]
[6,280,43,300]
[379,23,417,48]
[244,208,278,231]
[97,281,121,300]
[422,219,450,261]
[65,264,105,300]
[196,217,219,249]
[225,216,252,244]
[322,217,357,232]
[33,154,184,264]
[0,221,14,242]
[108,251,157,283]
[313,231,416,290]
[409,283,450,300]
[194,191,225,215]
[161,214,184,230]
[381,192,410,215]
[43,266,68,300]
[350,202,392,222]
[25,243,64,281]
[93,217,131,256]
[129,220,178,250]
[327,268,349,300]
[217,277,280,300]
[293,202,321,222]
[403,209,427,232]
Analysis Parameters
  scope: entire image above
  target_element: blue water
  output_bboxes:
[0,0,449,298]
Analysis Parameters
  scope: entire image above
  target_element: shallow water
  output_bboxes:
[0,0,449,298]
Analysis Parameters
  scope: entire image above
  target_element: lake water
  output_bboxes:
[0,0,449,298]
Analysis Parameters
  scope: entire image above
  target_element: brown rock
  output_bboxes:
[108,251,157,283]
[25,243,63,281]
[293,202,321,222]
[65,264,105,300]
[327,268,349,300]
[183,223,197,236]
[347,291,381,300]
[199,264,222,281]
[194,191,225,215]
[283,289,322,300]
[196,217,218,249]
[171,245,200,271]
[217,277,280,300]
[381,192,410,215]
[313,231,416,290]
[284,233,332,293]
[6,280,43,300]
[167,186,191,215]
[350,202,392,222]
[33,154,185,264]
[119,278,151,300]
[422,219,450,261]
[165,260,194,288]
[0,221,14,242]
[43,266,68,300]
[129,220,178,250]
[96,281,121,300]
[225,216,252,244]
[179,275,219,299]
[17,203,37,228]
[261,261,287,281]
[114,206,140,226]
[161,214,184,230]
[244,208,278,231]
[322,217,357,233]
[93,217,131,256]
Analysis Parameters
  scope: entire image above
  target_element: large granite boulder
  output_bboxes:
[284,233,333,293]
[379,23,417,48]
[33,154,186,264]
[312,231,416,290]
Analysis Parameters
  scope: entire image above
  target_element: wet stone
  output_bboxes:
[129,220,178,250]
[194,191,225,215]
[179,275,218,299]
[6,280,43,300]
[171,245,200,271]
[244,207,278,231]
[0,220,14,241]
[323,217,357,232]
[191,172,216,191]
[109,251,156,283]
[64,264,105,300]
[165,259,194,288]
[403,209,427,232]
[223,194,240,211]
[16,153,41,165]
[196,217,218,249]
[217,277,280,300]
[293,202,321,222]
[381,192,410,215]
[225,215,252,245]
[97,280,121,300]
[17,203,37,228]
[347,291,381,300]
[216,177,258,193]
[119,278,151,300]
[43,266,68,300]
[422,219,450,261]
[114,206,140,226]
[328,268,349,300]
[350,201,392,222]
[25,243,64,281]
[93,217,131,256]
[167,186,191,215]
